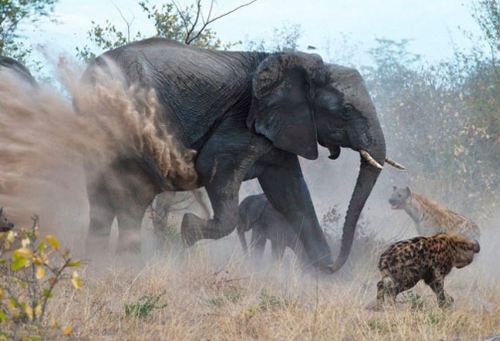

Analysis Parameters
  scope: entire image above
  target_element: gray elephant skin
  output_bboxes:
[238,194,306,264]
[81,37,391,273]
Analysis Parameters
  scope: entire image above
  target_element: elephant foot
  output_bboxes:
[317,261,335,274]
[116,233,142,254]
[85,235,111,262]
[181,213,207,247]
[306,245,335,274]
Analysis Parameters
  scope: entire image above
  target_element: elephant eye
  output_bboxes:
[340,104,355,120]
[344,103,355,111]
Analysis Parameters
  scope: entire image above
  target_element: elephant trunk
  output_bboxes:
[331,136,385,272]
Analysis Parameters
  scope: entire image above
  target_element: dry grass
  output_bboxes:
[38,236,499,341]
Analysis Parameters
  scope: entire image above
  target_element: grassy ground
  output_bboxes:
[37,237,499,341]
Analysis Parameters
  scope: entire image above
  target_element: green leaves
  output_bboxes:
[44,235,60,250]
[124,292,168,319]
[11,248,32,271]
[76,0,237,62]
[0,0,58,61]
[0,217,83,338]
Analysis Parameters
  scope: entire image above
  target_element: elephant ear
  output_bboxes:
[247,53,329,160]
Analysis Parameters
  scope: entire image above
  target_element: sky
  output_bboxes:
[22,0,481,65]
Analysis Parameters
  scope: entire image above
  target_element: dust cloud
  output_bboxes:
[0,59,196,242]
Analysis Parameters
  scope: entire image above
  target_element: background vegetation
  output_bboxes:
[0,0,498,339]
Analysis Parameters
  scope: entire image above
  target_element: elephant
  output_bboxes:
[80,37,403,273]
[238,194,306,264]
[0,56,36,85]
[151,189,210,248]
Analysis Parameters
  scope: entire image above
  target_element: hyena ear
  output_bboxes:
[473,240,480,253]
[405,186,411,196]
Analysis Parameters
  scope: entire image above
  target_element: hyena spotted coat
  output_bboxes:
[375,233,480,309]
[388,186,480,240]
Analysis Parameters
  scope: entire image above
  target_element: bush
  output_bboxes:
[0,216,82,339]
[124,292,167,319]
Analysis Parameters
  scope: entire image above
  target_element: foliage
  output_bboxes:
[245,23,302,52]
[124,291,167,319]
[0,216,82,338]
[359,3,499,218]
[258,290,287,311]
[0,0,57,61]
[77,0,244,62]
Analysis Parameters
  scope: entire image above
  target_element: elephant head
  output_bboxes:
[247,52,403,271]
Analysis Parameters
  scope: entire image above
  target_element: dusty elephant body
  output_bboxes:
[238,194,306,263]
[80,37,399,272]
[0,57,35,232]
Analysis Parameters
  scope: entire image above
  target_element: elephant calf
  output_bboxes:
[238,194,306,263]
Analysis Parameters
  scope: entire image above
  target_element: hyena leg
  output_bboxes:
[376,276,398,307]
[427,274,453,308]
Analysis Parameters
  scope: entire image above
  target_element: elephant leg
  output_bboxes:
[181,123,271,246]
[271,239,286,262]
[237,208,249,253]
[85,176,116,257]
[257,154,333,272]
[238,228,249,253]
[250,225,267,260]
[116,202,149,253]
[111,162,157,253]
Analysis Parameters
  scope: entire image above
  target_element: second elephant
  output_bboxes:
[238,194,306,264]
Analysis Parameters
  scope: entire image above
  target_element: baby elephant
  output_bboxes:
[237,194,305,262]
[375,233,479,309]
[0,208,15,232]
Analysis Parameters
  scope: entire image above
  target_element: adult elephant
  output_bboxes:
[81,38,402,272]
[0,56,36,85]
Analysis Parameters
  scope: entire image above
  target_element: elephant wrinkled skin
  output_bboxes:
[81,38,393,273]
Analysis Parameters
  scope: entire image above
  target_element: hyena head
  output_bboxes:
[388,186,411,210]
[450,234,480,268]
[0,208,15,232]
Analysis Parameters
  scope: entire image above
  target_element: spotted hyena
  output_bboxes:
[0,208,15,232]
[388,186,480,240]
[374,233,480,309]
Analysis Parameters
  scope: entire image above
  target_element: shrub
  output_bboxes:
[124,291,167,319]
[0,216,82,339]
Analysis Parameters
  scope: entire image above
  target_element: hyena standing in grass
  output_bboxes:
[388,186,480,240]
[373,233,480,309]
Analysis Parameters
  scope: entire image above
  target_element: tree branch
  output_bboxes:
[171,0,191,38]
[184,0,202,44]
[113,3,135,43]
[184,0,257,45]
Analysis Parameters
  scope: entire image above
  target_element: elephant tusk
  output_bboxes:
[385,157,406,170]
[360,150,383,170]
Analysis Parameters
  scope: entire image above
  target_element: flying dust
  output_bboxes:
[0,58,197,240]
